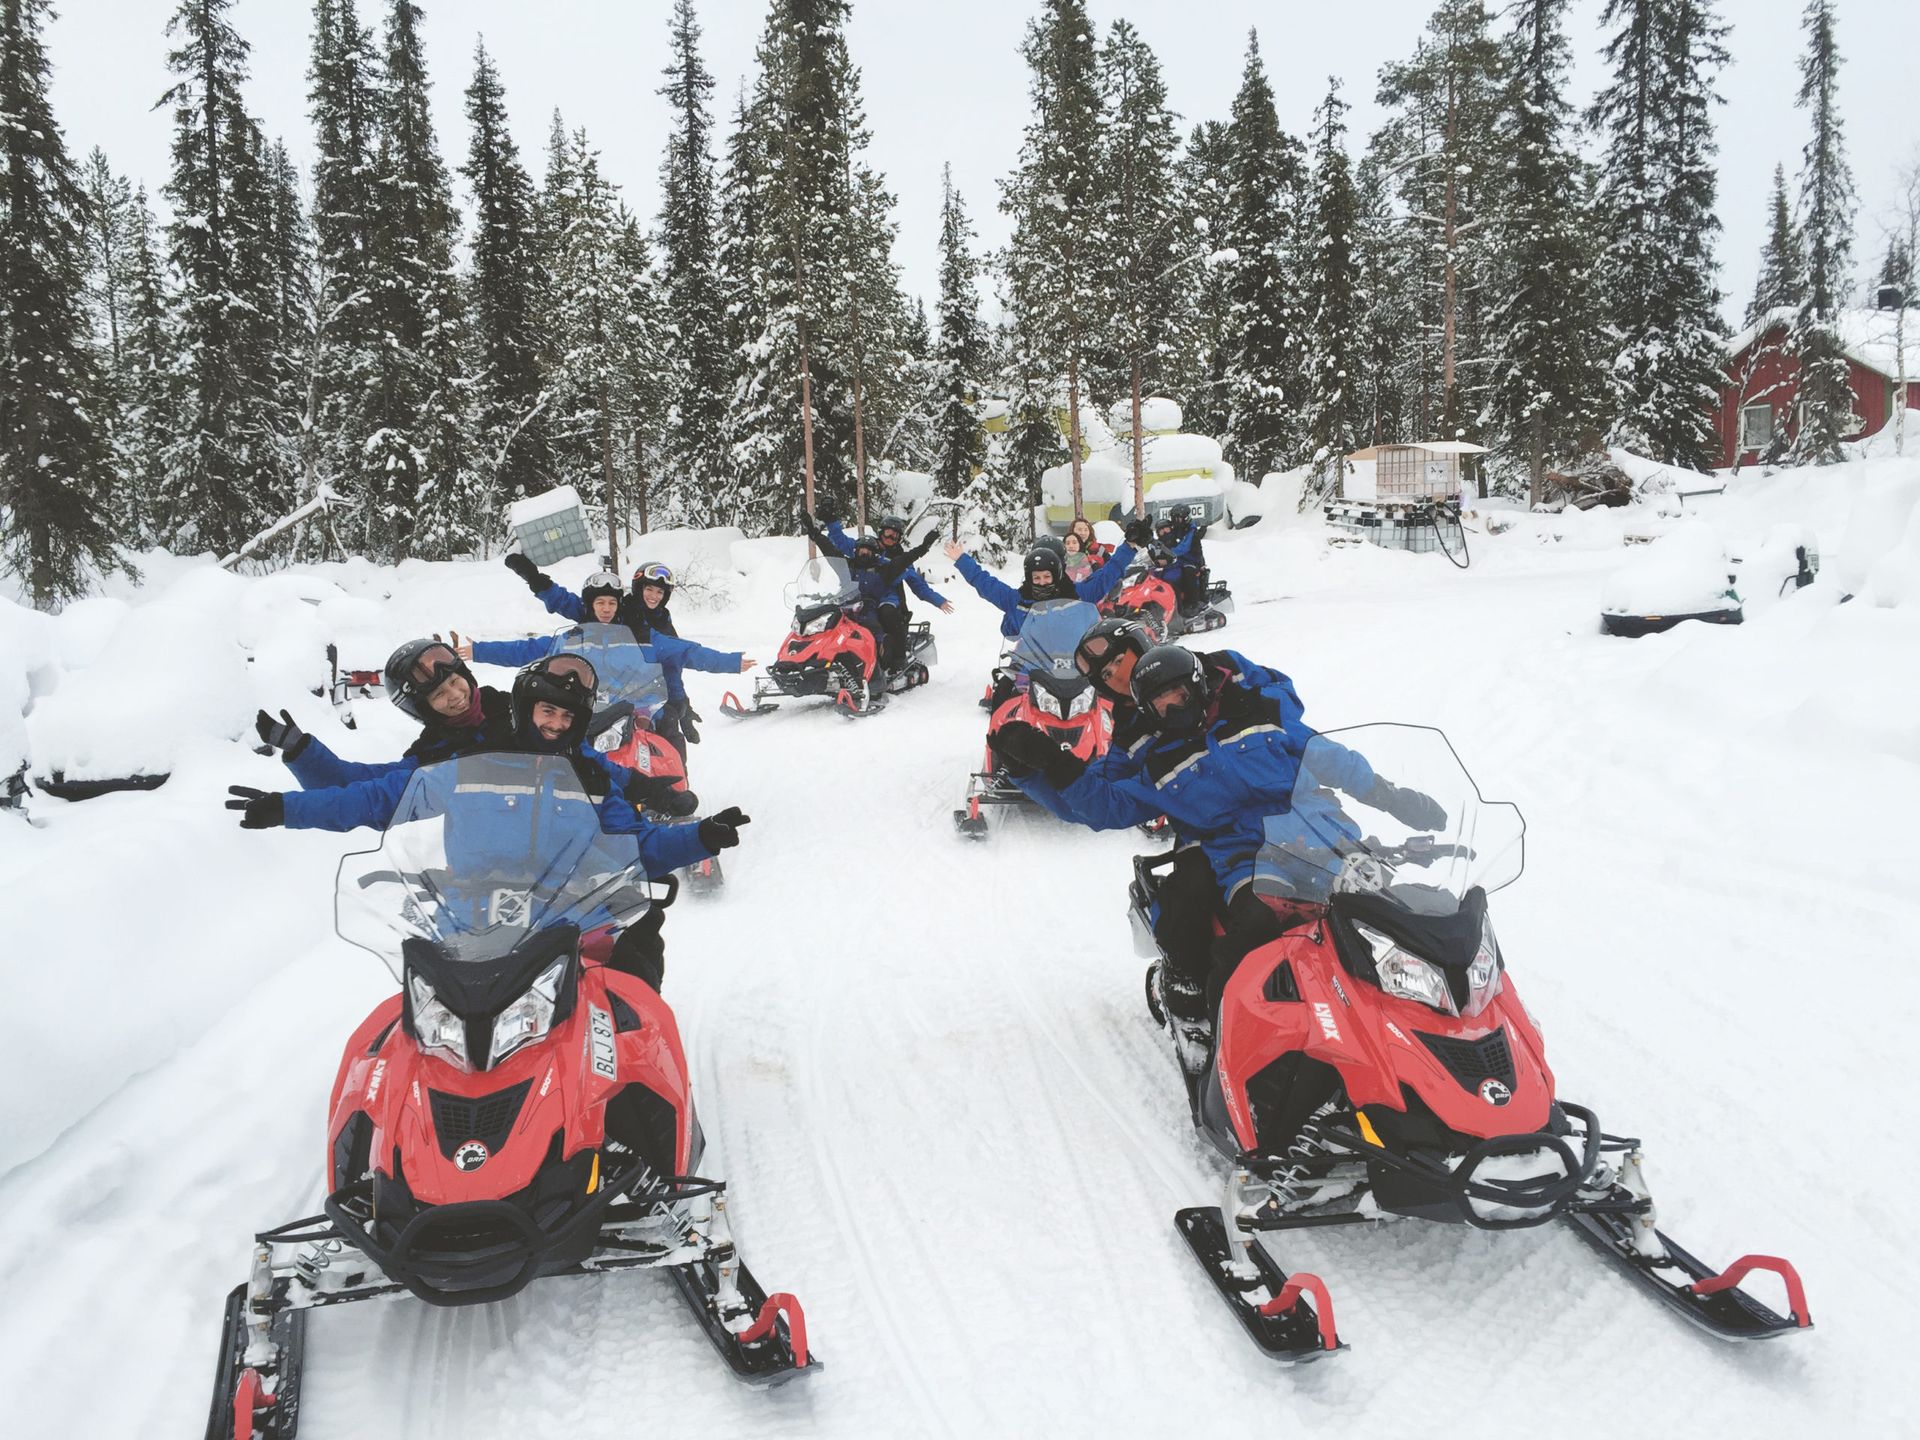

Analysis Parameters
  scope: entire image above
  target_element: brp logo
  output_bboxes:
[453,1140,490,1172]
[1479,1078,1512,1107]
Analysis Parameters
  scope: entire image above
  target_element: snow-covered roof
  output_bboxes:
[1346,441,1489,459]
[1727,304,1914,380]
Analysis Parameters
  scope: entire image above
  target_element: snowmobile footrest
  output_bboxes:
[1563,1212,1811,1340]
[1175,1207,1346,1363]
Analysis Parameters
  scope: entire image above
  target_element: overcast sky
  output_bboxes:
[44,0,1919,331]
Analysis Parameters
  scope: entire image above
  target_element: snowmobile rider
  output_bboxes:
[497,564,755,752]
[628,561,680,638]
[992,622,1310,1024]
[941,516,1150,638]
[1154,504,1207,613]
[815,506,953,616]
[798,509,944,670]
[1067,516,1113,574]
[250,637,681,798]
[228,654,749,989]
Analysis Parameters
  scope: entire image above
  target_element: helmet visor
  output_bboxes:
[540,653,598,694]
[407,644,464,696]
[634,563,674,586]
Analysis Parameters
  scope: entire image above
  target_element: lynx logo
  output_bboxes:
[1479,1078,1513,1107]
[364,1058,387,1104]
[1312,1002,1342,1043]
[453,1141,490,1172]
[587,1004,617,1082]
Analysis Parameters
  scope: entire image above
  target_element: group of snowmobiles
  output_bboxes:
[207,512,1807,1438]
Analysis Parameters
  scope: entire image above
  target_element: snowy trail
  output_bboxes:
[3,519,1916,1436]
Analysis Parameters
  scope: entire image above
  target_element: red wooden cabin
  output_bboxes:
[1717,303,1917,467]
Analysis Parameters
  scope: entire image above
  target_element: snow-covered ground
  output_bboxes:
[3,458,1918,1436]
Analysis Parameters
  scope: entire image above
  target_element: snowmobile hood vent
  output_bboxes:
[428,1079,533,1161]
[1414,1028,1516,1094]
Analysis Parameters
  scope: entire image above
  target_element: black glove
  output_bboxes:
[504,552,552,593]
[907,531,939,561]
[991,721,1086,788]
[225,785,285,829]
[1123,517,1153,547]
[660,698,700,746]
[683,702,703,725]
[1366,778,1447,832]
[253,708,310,762]
[626,772,700,817]
[679,706,701,745]
[698,806,750,851]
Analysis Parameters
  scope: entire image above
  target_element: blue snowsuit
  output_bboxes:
[822,521,947,611]
[281,745,712,877]
[953,545,1138,638]
[285,687,518,791]
[468,629,741,704]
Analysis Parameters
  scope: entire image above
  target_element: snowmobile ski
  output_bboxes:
[671,1250,820,1386]
[1564,1211,1811,1341]
[206,1277,307,1440]
[1174,1207,1345,1364]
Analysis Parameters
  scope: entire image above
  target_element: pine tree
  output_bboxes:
[1748,163,1806,323]
[1302,78,1365,477]
[1176,120,1234,438]
[78,147,141,520]
[1482,0,1603,502]
[930,164,987,500]
[1222,31,1305,482]
[1590,0,1729,469]
[1789,0,1856,465]
[116,187,176,539]
[655,0,730,524]
[0,0,120,602]
[1002,0,1105,518]
[159,0,288,553]
[461,39,551,514]
[715,85,775,530]
[612,212,673,544]
[364,0,472,557]
[1097,18,1189,511]
[1353,153,1414,446]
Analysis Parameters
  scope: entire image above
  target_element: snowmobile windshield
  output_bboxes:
[334,752,653,983]
[557,622,670,720]
[1007,598,1102,680]
[790,555,861,610]
[1250,725,1524,911]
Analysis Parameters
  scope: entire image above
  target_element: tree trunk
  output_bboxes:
[1065,346,1085,524]
[798,314,818,559]
[632,423,650,536]
[1528,412,1544,509]
[599,384,618,573]
[851,290,869,534]
[1441,57,1458,432]
[1130,361,1145,516]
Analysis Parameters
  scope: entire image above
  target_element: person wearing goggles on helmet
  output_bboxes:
[941,512,1151,638]
[229,654,750,990]
[251,638,520,793]
[798,506,944,671]
[1148,503,1209,613]
[628,561,679,638]
[480,566,756,755]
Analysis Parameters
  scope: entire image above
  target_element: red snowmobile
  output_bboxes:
[954,598,1113,838]
[1101,550,1231,640]
[206,753,814,1439]
[1129,725,1810,1363]
[721,555,934,720]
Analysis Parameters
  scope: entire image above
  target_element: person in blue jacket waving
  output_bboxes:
[941,518,1149,638]
[226,654,749,988]
[483,567,754,753]
[798,506,947,672]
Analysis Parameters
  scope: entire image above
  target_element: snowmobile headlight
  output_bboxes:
[488,956,568,1068]
[592,724,622,754]
[800,610,836,636]
[409,974,470,1070]
[1031,685,1064,720]
[1065,686,1094,718]
[1355,922,1457,1017]
[1463,916,1503,1018]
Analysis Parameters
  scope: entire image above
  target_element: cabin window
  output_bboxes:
[1738,404,1774,451]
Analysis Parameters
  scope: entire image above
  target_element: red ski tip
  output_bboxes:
[1258,1271,1340,1351]
[719,690,743,711]
[230,1367,275,1440]
[739,1291,810,1368]
[1689,1253,1812,1328]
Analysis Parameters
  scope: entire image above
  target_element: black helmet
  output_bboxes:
[1146,543,1174,568]
[1073,616,1153,700]
[384,638,475,723]
[1032,535,1067,560]
[1023,545,1063,592]
[1168,503,1192,528]
[877,513,908,544]
[848,532,882,569]
[631,561,674,602]
[581,569,623,609]
[1129,645,1213,734]
[510,653,599,752]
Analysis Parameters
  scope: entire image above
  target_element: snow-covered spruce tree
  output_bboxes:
[1482,0,1604,504]
[461,39,551,515]
[1175,119,1234,439]
[655,0,730,525]
[930,165,988,501]
[1096,18,1191,510]
[612,212,673,542]
[1373,1,1505,454]
[1353,153,1414,447]
[1002,0,1106,519]
[888,294,939,476]
[1223,31,1306,483]
[1788,0,1856,466]
[1748,163,1806,324]
[1302,78,1365,483]
[114,187,176,539]
[715,86,776,531]
[1589,0,1729,470]
[363,0,473,558]
[307,0,380,520]
[983,290,1063,551]
[0,0,120,603]
[78,146,147,531]
[158,0,289,553]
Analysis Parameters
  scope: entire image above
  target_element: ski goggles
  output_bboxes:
[877,525,903,545]
[405,644,467,696]
[632,563,674,587]
[535,653,599,696]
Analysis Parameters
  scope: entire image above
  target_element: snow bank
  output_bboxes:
[1105,395,1183,433]
[1599,522,1737,616]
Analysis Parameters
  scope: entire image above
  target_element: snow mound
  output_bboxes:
[1600,522,1736,616]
